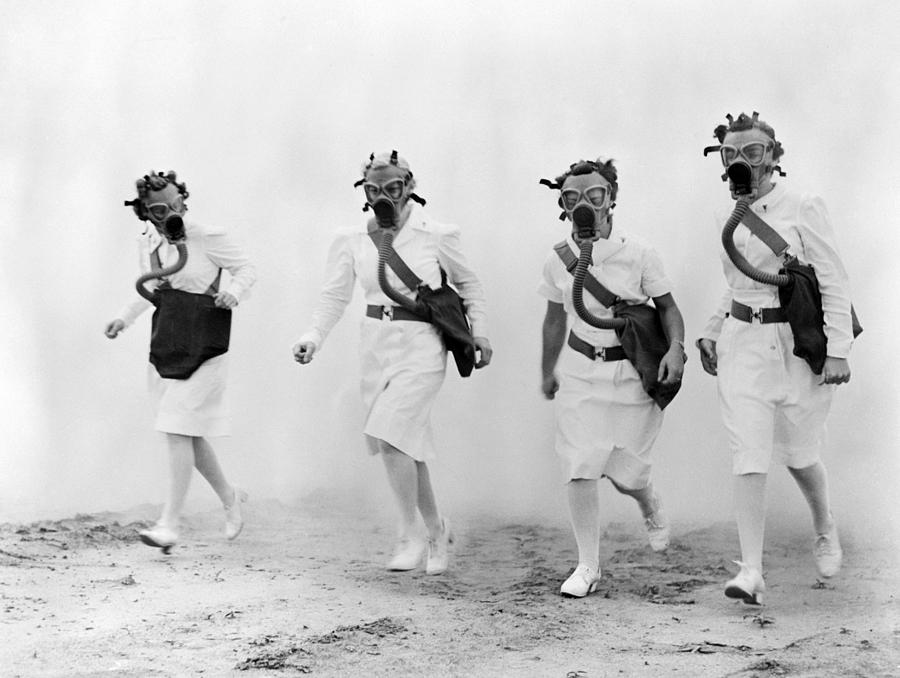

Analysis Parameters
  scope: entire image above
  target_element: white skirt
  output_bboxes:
[359,317,447,461]
[555,343,663,487]
[716,317,833,474]
[149,354,230,437]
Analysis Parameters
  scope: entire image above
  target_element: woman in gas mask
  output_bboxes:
[292,151,492,575]
[538,157,686,598]
[105,171,256,552]
[697,112,855,605]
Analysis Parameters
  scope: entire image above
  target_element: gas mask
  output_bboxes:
[124,172,189,243]
[354,150,427,229]
[145,195,187,242]
[559,175,613,241]
[362,176,408,229]
[719,135,775,200]
[703,112,785,200]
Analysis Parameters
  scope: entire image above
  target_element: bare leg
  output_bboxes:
[415,461,443,540]
[734,473,767,571]
[192,437,234,506]
[158,433,194,529]
[566,479,600,572]
[379,442,420,539]
[787,462,835,535]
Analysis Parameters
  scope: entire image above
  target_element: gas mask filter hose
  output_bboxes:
[376,229,419,313]
[135,242,189,302]
[572,237,625,330]
[721,200,789,287]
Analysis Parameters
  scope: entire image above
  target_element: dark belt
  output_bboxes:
[728,300,788,324]
[366,304,427,322]
[567,330,627,362]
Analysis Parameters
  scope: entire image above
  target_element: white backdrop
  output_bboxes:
[1,1,897,541]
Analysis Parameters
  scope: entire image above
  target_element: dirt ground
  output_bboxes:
[2,495,898,678]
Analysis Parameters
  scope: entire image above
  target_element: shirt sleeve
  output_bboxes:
[204,231,257,301]
[436,225,489,338]
[297,231,357,349]
[116,296,153,328]
[640,245,672,299]
[700,287,732,342]
[537,251,564,304]
[797,196,854,358]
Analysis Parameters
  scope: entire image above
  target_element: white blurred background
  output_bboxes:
[1,1,897,544]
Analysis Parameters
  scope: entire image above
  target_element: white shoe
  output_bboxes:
[139,524,178,554]
[224,487,248,540]
[644,497,670,552]
[814,523,842,578]
[425,519,454,575]
[560,564,601,598]
[724,560,765,605]
[387,537,426,571]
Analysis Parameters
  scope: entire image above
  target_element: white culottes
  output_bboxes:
[359,317,447,461]
[149,354,230,437]
[716,317,834,475]
[555,343,663,488]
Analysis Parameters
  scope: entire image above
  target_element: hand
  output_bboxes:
[104,319,125,339]
[214,291,239,309]
[820,357,851,385]
[292,341,317,365]
[541,372,559,400]
[474,336,493,369]
[657,345,685,386]
[697,338,718,376]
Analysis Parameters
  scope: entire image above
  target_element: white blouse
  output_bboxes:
[701,183,854,359]
[299,204,488,350]
[116,220,256,328]
[538,226,673,348]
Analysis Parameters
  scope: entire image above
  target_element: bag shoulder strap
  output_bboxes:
[205,269,222,295]
[553,240,619,308]
[740,209,791,258]
[368,230,423,293]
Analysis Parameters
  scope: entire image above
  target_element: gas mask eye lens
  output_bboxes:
[560,189,580,210]
[363,183,381,202]
[742,142,767,164]
[584,186,609,207]
[383,179,405,200]
[720,146,739,166]
[147,204,169,221]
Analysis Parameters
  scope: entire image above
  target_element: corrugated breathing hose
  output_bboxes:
[721,199,789,287]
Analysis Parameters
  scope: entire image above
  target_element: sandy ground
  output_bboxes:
[2,494,898,678]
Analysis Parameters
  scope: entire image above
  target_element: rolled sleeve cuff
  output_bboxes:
[701,315,725,342]
[298,329,324,349]
[825,332,852,359]
[537,281,564,304]
[643,278,672,299]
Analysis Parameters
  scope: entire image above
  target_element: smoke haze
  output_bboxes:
[1,1,897,547]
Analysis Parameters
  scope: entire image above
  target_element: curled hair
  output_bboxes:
[124,170,190,221]
[539,157,618,220]
[713,112,784,163]
[353,150,426,211]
